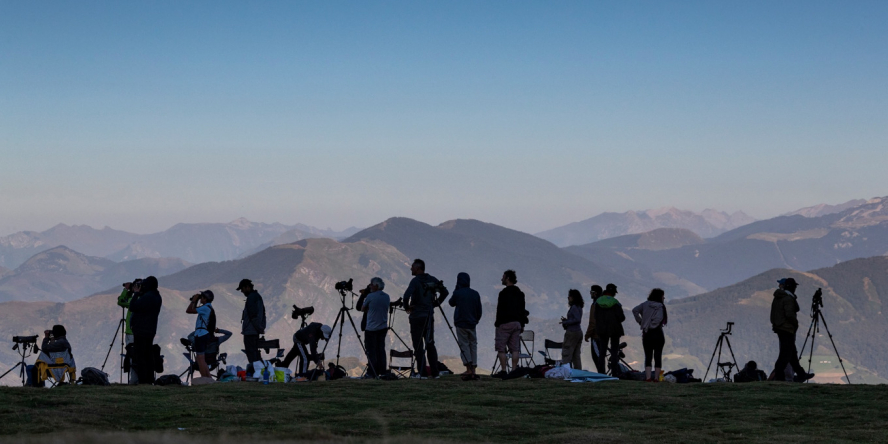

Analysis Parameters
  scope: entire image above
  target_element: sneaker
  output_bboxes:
[793,372,815,382]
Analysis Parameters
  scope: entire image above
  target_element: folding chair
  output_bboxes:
[35,350,76,387]
[538,339,563,366]
[491,330,537,373]
[389,349,415,379]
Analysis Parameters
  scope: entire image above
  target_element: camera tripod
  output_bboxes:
[0,339,39,386]
[100,306,128,384]
[602,342,636,377]
[704,322,739,382]
[798,289,851,384]
[320,287,376,377]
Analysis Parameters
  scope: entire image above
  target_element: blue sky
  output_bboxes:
[1,1,886,235]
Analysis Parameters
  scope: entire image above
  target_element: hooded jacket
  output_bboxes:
[593,295,625,337]
[770,289,800,334]
[449,272,482,329]
[403,273,449,319]
[130,280,162,338]
[632,301,667,332]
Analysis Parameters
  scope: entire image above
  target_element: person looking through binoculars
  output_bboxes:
[186,290,216,379]
[360,277,390,378]
[403,259,449,379]
[282,322,332,375]
[129,276,162,385]
[118,278,142,383]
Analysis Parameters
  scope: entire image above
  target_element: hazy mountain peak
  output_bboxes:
[785,199,868,218]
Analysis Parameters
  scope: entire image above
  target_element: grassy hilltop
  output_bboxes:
[1,378,887,443]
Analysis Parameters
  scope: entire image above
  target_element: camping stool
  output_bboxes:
[389,349,415,379]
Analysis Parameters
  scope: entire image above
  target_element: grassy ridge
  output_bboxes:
[1,379,887,443]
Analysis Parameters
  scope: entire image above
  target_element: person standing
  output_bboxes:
[584,285,605,373]
[403,259,448,379]
[770,278,815,382]
[594,283,625,377]
[494,269,527,376]
[561,289,584,370]
[117,278,142,384]
[449,272,482,380]
[129,275,162,385]
[633,288,668,382]
[361,277,390,378]
[237,278,266,373]
[186,290,216,379]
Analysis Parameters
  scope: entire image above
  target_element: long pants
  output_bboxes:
[243,334,261,372]
[364,329,387,378]
[642,327,665,368]
[774,331,807,380]
[589,337,605,373]
[561,330,583,370]
[596,335,621,376]
[125,334,138,385]
[456,327,478,366]
[409,316,438,377]
[132,334,155,385]
[282,342,313,374]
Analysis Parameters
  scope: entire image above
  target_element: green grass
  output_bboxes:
[1,378,887,443]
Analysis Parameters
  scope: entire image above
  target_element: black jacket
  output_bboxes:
[241,290,266,335]
[593,295,625,337]
[41,336,73,356]
[495,285,527,328]
[130,289,163,337]
[403,273,448,319]
[449,272,482,329]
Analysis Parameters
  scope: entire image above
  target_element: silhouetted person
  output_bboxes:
[403,259,448,378]
[594,283,625,377]
[633,288,668,382]
[449,272,482,379]
[238,278,266,373]
[494,269,527,375]
[282,322,332,375]
[561,289,584,369]
[361,277,390,378]
[186,290,216,379]
[118,278,142,384]
[770,278,814,382]
[130,275,162,384]
[584,284,605,373]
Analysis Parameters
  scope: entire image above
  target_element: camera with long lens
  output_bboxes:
[812,288,823,309]
[334,279,353,292]
[13,335,38,344]
[292,305,315,318]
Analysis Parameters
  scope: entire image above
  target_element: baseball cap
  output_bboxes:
[236,279,253,291]
[320,325,332,340]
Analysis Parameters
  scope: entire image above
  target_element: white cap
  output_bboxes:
[320,324,332,340]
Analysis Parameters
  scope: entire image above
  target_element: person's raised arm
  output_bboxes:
[632,303,644,326]
[186,294,200,314]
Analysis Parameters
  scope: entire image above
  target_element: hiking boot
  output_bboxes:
[793,372,815,382]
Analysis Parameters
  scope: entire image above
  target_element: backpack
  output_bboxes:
[80,367,110,386]
[154,374,183,386]
[153,344,164,374]
[327,365,348,380]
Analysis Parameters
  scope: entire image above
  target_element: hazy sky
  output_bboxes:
[2,1,886,236]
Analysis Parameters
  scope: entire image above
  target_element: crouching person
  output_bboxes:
[282,322,332,375]
[449,272,482,380]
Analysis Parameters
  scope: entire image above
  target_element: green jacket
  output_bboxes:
[770,289,800,334]
[117,289,134,335]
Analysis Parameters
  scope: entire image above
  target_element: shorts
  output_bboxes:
[194,334,210,355]
[495,321,522,353]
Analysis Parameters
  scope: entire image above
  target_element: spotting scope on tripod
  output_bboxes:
[704,322,739,382]
[0,335,40,386]
[799,288,850,384]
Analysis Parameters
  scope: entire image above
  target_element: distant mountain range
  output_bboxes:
[536,207,756,247]
[568,197,888,293]
[0,219,360,269]
[784,199,868,218]
[0,246,190,303]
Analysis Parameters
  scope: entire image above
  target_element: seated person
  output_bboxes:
[281,322,332,374]
[32,325,74,386]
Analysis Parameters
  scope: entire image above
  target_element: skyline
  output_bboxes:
[2,1,886,235]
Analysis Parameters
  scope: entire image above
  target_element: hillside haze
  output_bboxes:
[536,207,755,247]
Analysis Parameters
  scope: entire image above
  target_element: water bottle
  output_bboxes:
[262,367,270,385]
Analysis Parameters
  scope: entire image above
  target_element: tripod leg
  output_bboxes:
[101,319,125,371]
[436,305,472,369]
[817,311,852,385]
[804,317,818,377]
[723,336,739,380]
[320,309,345,365]
[704,335,721,382]
[343,308,375,377]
